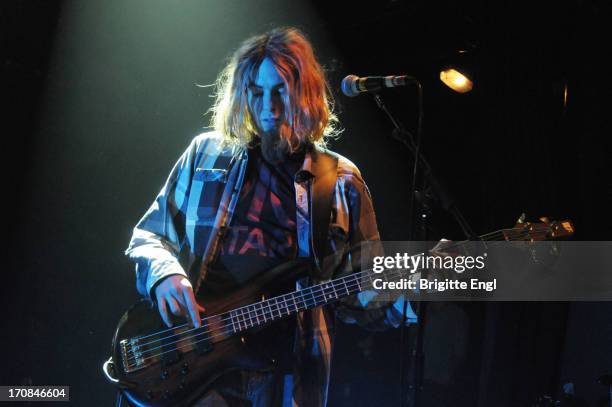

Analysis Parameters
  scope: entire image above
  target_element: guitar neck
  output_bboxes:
[225,220,574,333]
[228,239,479,332]
[226,232,487,333]
[228,268,372,332]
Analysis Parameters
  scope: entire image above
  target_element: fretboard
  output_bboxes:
[223,222,569,334]
[226,266,400,333]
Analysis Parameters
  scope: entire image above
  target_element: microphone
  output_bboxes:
[341,74,417,97]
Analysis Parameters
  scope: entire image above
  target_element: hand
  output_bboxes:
[428,238,462,281]
[430,238,456,257]
[154,275,204,328]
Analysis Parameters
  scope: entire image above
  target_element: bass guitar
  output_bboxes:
[103,217,574,406]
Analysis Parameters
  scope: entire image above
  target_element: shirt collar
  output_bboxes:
[243,139,322,183]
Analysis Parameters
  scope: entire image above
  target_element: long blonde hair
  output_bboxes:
[209,27,340,150]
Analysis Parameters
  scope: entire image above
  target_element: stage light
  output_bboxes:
[439,50,476,93]
[440,68,473,93]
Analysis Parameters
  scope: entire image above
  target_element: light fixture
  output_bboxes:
[439,50,476,93]
[440,68,473,93]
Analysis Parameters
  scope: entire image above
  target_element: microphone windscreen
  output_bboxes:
[341,75,359,97]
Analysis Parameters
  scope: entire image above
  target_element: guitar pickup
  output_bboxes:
[160,330,181,367]
[194,318,213,355]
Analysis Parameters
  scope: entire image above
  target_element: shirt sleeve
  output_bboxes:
[333,166,417,330]
[124,138,198,300]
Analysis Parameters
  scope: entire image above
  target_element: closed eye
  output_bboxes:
[248,83,285,97]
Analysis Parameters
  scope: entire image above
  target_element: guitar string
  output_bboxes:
[125,235,483,355]
[128,225,542,343]
[122,225,556,360]
[126,268,405,366]
[129,224,555,343]
[122,225,562,365]
[124,268,379,364]
[128,265,375,347]
[127,238,527,368]
[124,235,557,367]
[123,224,556,362]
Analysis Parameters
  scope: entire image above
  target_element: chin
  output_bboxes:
[260,130,289,164]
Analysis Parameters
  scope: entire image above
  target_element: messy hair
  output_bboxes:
[209,27,340,150]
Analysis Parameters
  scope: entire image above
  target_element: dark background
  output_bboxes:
[2,0,611,405]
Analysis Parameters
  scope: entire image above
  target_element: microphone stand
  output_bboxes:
[371,89,476,407]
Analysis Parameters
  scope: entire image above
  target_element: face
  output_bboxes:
[247,57,286,134]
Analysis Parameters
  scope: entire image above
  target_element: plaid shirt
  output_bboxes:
[125,132,413,406]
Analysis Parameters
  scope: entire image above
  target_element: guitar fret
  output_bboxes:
[272,298,278,320]
[272,300,278,320]
[331,282,339,299]
[300,290,307,309]
[327,283,335,300]
[265,300,271,323]
[267,298,273,320]
[277,295,285,317]
[299,291,308,310]
[270,297,276,318]
[355,275,362,291]
[382,271,391,286]
[324,283,332,302]
[273,297,279,317]
[249,305,256,327]
[246,306,252,329]
[260,303,266,324]
[239,307,246,331]
[292,293,299,313]
[242,308,250,329]
[282,295,289,316]
[230,310,237,333]
[275,297,282,318]
[256,303,263,325]
[342,277,350,295]
[267,299,274,322]
[366,272,375,289]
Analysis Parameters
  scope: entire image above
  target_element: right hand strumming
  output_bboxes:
[154,275,204,328]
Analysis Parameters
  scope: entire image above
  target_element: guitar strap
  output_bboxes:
[309,148,339,273]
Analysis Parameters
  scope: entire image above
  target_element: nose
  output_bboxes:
[262,92,273,113]
[262,90,281,117]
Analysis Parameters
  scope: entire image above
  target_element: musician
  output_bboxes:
[125,27,413,406]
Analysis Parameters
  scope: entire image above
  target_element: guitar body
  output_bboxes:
[109,259,311,407]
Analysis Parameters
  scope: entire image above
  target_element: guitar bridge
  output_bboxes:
[120,338,147,374]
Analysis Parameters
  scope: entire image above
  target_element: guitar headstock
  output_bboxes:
[503,214,575,241]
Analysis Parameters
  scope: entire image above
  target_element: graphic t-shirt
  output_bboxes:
[204,146,304,292]
[222,146,302,259]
